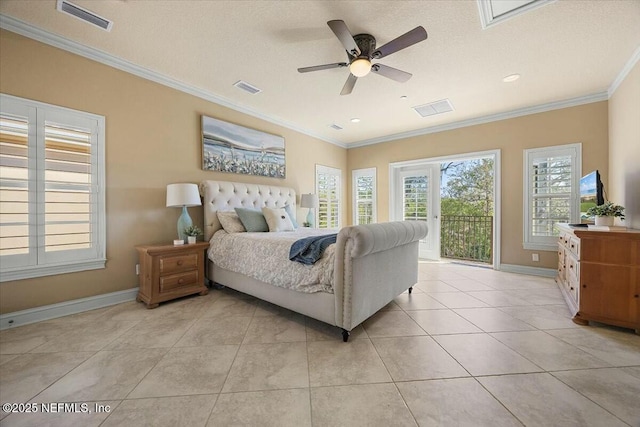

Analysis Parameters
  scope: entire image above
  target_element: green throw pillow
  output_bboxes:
[234,207,269,232]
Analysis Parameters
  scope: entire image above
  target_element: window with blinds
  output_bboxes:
[523,143,581,250]
[0,94,105,282]
[316,165,341,229]
[0,116,31,258]
[403,175,429,222]
[352,167,376,225]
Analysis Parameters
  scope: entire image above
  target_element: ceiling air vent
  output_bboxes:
[413,99,454,118]
[56,0,113,31]
[329,124,343,130]
[233,81,262,95]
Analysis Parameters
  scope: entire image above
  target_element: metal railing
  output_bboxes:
[441,215,493,264]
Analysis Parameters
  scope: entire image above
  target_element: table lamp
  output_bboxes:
[166,183,201,241]
[300,193,319,228]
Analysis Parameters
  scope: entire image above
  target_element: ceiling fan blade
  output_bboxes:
[298,63,348,73]
[340,73,357,95]
[372,26,427,59]
[327,20,361,56]
[371,64,412,82]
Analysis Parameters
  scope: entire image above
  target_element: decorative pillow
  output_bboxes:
[235,207,269,232]
[217,211,246,233]
[262,207,295,232]
[284,204,299,229]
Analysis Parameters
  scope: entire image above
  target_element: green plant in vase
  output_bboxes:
[184,225,202,243]
[586,202,625,226]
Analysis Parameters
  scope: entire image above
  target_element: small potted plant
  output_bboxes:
[586,202,625,226]
[184,225,202,244]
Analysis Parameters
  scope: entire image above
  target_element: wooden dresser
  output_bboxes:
[555,223,639,333]
[136,242,209,308]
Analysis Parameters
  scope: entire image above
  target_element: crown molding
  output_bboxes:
[1,14,628,151]
[348,92,608,149]
[0,14,347,149]
[608,45,640,97]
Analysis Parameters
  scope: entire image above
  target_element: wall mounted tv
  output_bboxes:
[579,170,604,222]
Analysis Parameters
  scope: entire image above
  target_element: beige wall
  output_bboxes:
[608,60,640,230]
[347,102,609,269]
[0,30,346,313]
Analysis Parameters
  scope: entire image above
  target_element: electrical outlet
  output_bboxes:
[135,263,140,275]
[532,253,539,262]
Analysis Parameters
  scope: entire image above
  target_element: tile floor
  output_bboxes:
[1,261,639,426]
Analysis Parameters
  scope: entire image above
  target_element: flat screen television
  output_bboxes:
[580,170,604,222]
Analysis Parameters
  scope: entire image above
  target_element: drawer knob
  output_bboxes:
[583,285,587,288]
[635,294,639,298]
[570,287,574,290]
[177,260,183,266]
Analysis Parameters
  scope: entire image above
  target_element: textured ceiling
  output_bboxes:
[1,0,639,146]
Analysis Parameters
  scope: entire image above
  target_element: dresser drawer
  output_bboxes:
[568,237,580,259]
[566,255,580,283]
[159,270,200,293]
[159,253,198,274]
[567,272,579,304]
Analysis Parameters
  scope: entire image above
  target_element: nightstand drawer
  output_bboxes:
[159,254,198,274]
[159,270,200,293]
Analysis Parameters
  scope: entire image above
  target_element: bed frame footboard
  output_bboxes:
[333,221,428,331]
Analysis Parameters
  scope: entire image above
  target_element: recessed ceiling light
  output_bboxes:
[400,96,408,100]
[350,118,361,123]
[502,73,521,83]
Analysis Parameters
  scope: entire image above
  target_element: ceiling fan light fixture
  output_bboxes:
[349,58,372,77]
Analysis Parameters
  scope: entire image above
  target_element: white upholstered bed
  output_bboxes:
[200,180,428,341]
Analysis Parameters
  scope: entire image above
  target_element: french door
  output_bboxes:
[394,165,440,259]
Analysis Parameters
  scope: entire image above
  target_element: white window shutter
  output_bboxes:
[523,143,581,251]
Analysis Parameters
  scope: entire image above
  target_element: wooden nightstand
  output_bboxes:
[136,241,210,308]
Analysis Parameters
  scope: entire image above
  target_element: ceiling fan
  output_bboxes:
[298,20,428,95]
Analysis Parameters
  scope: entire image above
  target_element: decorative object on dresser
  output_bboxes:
[585,201,625,227]
[166,183,202,242]
[556,223,639,334]
[202,115,285,178]
[136,241,210,308]
[300,193,319,227]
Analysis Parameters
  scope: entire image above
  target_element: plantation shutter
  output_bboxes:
[403,175,428,222]
[0,94,105,282]
[530,156,572,236]
[353,168,376,225]
[316,165,341,229]
[523,143,580,250]
[0,107,36,268]
[41,115,97,263]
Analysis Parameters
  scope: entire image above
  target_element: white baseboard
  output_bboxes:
[498,263,556,278]
[0,287,138,330]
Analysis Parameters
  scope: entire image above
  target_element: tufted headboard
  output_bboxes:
[200,180,297,240]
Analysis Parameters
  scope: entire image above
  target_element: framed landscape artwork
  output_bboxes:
[202,115,285,178]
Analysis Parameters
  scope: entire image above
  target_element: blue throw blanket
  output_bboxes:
[289,233,338,265]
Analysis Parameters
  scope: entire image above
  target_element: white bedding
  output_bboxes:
[208,228,337,293]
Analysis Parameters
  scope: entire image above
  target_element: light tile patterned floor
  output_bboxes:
[1,261,639,426]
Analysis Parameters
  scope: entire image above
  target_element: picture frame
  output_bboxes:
[202,115,285,178]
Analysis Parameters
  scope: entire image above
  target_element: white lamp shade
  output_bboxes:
[300,193,319,208]
[166,183,201,207]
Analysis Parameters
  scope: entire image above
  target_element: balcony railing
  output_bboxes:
[441,215,493,264]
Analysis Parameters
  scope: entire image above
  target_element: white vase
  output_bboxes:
[187,236,196,244]
[594,215,614,226]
